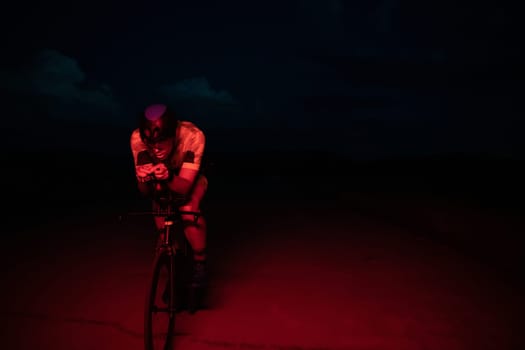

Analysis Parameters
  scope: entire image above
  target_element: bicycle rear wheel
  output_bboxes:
[144,251,175,350]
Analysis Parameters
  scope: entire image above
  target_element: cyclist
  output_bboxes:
[130,103,208,288]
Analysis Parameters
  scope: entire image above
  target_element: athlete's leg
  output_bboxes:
[179,175,208,262]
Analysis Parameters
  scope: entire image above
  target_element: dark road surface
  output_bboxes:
[1,181,524,350]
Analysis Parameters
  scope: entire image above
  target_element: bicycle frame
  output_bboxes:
[155,206,198,308]
[130,203,202,350]
[154,206,200,257]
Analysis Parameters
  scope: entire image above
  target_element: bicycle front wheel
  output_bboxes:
[144,251,175,350]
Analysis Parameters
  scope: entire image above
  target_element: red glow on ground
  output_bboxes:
[1,202,523,349]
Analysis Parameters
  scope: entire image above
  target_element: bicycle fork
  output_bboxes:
[163,218,177,315]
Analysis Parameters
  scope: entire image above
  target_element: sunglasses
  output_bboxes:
[146,137,173,149]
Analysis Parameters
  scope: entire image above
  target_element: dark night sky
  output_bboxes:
[1,0,522,159]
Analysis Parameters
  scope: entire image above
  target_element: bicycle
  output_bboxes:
[127,196,203,350]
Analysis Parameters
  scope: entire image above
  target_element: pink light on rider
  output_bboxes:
[144,104,167,121]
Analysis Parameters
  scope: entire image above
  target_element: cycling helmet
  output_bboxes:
[139,104,177,145]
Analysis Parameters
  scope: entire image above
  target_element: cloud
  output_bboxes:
[0,49,121,123]
[158,77,251,127]
[159,77,237,105]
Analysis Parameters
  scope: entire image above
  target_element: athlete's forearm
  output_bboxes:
[137,181,153,197]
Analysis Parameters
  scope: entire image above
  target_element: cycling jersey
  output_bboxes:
[131,120,205,174]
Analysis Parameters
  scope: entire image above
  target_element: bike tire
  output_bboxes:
[144,251,175,350]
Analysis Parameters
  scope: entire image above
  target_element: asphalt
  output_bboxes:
[1,183,524,350]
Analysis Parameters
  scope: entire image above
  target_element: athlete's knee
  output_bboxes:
[192,247,206,257]
[182,215,204,228]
